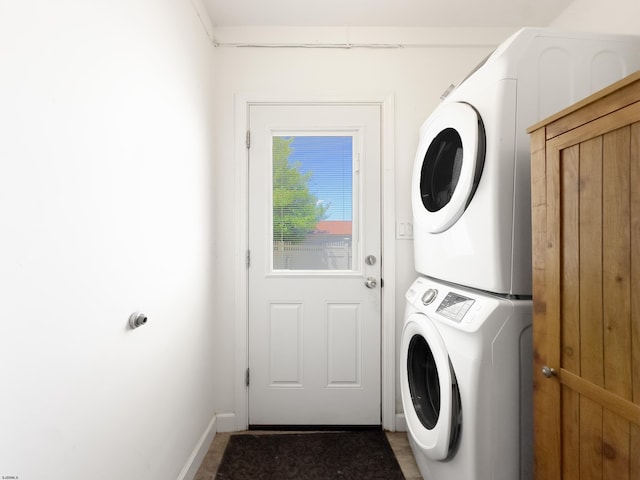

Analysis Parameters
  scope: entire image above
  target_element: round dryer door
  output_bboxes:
[412,102,485,233]
[400,314,462,460]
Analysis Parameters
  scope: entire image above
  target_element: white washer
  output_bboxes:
[412,27,640,296]
[400,276,533,480]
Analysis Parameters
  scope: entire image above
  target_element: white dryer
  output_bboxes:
[400,276,533,480]
[412,27,640,295]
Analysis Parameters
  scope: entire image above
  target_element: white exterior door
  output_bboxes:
[248,103,382,426]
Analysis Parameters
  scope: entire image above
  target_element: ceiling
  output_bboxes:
[202,0,574,28]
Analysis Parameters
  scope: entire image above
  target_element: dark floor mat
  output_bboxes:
[215,430,406,480]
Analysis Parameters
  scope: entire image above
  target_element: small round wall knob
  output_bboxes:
[129,312,148,329]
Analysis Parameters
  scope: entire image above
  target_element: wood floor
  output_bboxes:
[194,430,422,480]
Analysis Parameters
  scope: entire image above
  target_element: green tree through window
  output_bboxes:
[272,137,329,244]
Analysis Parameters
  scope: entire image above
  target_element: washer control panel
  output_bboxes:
[436,292,475,323]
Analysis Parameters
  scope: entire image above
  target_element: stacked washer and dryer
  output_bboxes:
[400,28,640,480]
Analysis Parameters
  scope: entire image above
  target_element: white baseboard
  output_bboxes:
[177,414,217,480]
[395,413,407,432]
[215,412,238,433]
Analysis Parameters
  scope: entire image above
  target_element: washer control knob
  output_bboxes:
[421,288,438,305]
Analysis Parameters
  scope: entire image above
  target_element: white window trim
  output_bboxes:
[233,94,396,430]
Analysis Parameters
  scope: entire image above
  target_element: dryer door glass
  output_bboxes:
[407,335,441,429]
[412,102,485,233]
[419,128,463,212]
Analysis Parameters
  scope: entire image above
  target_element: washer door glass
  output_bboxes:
[412,102,485,233]
[401,316,462,460]
[407,335,441,429]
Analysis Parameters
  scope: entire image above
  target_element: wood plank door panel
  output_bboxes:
[530,126,562,480]
[530,73,640,480]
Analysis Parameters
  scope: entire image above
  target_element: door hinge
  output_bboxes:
[246,249,251,268]
[245,368,250,387]
[246,130,251,149]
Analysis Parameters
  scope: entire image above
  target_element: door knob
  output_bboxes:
[365,277,377,289]
[541,366,557,378]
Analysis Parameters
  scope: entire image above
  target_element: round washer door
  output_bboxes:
[412,102,485,233]
[400,313,462,460]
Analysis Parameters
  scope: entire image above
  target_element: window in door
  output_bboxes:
[271,134,357,272]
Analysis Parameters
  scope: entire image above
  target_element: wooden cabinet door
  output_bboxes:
[530,86,640,480]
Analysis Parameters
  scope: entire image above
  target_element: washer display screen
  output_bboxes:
[436,292,475,322]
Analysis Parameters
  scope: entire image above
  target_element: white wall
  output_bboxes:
[0,2,217,479]
[207,0,640,433]
[551,0,640,35]
[0,0,635,475]
[209,27,509,421]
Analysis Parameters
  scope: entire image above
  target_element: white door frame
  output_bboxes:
[232,94,396,431]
